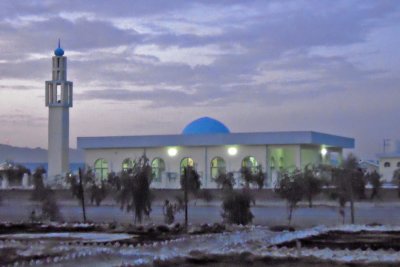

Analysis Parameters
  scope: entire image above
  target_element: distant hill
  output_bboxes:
[0,144,83,163]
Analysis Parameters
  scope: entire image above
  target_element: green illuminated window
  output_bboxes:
[152,158,165,182]
[122,158,135,172]
[211,157,226,179]
[180,157,194,176]
[94,158,108,180]
[242,156,258,174]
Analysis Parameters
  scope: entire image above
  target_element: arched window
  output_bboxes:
[94,159,108,179]
[180,157,194,176]
[397,162,400,168]
[384,162,391,168]
[152,158,165,182]
[211,157,226,179]
[242,156,258,174]
[122,158,135,172]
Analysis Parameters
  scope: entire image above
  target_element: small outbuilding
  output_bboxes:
[377,139,400,183]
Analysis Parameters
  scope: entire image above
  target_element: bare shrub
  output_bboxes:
[90,180,108,206]
[41,188,63,221]
[214,172,235,190]
[221,190,254,225]
[240,166,266,189]
[303,165,322,208]
[31,166,46,201]
[275,170,304,226]
[180,166,201,229]
[366,170,382,200]
[29,167,62,221]
[115,154,153,224]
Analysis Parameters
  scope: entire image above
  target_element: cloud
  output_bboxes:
[0,0,399,158]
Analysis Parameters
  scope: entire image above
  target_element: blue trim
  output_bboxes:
[310,131,354,148]
[78,131,354,149]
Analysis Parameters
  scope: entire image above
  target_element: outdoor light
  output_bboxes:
[167,147,178,157]
[228,147,238,156]
[321,148,328,157]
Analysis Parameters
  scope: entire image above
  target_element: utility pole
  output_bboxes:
[383,139,390,153]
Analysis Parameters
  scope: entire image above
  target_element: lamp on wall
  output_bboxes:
[228,146,238,156]
[167,147,178,157]
[321,147,328,157]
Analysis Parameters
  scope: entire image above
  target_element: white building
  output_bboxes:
[377,139,400,183]
[77,117,354,189]
[45,41,73,182]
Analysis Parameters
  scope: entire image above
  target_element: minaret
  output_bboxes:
[45,40,73,181]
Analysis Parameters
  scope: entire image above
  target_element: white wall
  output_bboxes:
[84,145,267,189]
[83,144,344,189]
[379,157,400,182]
[48,107,69,181]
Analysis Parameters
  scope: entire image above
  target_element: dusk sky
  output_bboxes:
[0,0,399,159]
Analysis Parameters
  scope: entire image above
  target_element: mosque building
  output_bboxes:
[45,45,354,188]
[77,117,354,189]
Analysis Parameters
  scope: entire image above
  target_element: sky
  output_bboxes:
[0,0,399,159]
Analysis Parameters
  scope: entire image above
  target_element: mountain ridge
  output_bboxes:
[0,144,83,163]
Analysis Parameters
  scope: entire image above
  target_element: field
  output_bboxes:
[1,189,400,266]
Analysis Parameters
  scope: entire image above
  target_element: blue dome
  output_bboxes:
[182,117,230,135]
[54,39,64,56]
[54,47,64,56]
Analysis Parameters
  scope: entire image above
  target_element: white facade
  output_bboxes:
[377,139,400,183]
[82,144,343,189]
[78,118,353,189]
[45,44,73,181]
[378,155,400,183]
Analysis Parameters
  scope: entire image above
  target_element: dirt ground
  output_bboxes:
[1,188,400,227]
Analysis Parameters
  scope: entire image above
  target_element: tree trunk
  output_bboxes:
[184,170,188,231]
[288,205,293,226]
[350,198,355,224]
[349,176,355,224]
[78,168,87,223]
[397,182,400,198]
[342,209,345,224]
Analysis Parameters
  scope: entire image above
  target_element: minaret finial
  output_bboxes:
[54,39,64,56]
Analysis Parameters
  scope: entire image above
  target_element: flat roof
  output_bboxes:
[376,153,400,159]
[77,131,354,150]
